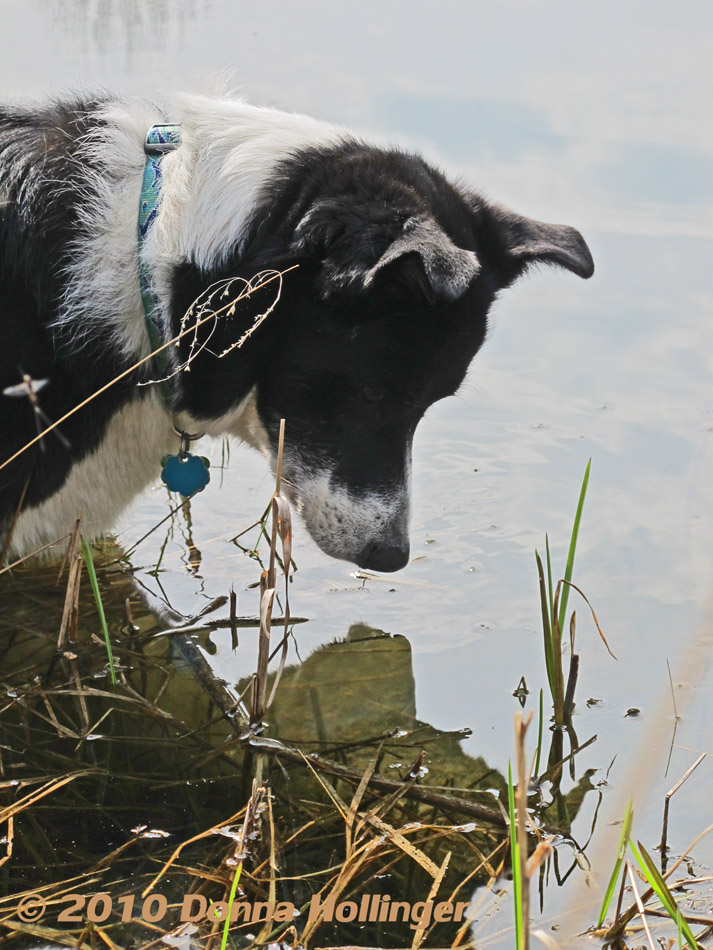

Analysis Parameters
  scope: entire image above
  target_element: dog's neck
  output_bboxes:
[52,95,342,381]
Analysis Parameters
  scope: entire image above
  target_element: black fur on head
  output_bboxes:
[170,144,593,571]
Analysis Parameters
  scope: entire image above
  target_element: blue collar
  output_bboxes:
[137,124,181,378]
[137,124,212,497]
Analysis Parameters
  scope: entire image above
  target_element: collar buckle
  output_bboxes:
[144,124,181,157]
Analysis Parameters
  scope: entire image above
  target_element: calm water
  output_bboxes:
[2,0,713,943]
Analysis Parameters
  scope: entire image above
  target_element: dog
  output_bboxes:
[0,93,593,572]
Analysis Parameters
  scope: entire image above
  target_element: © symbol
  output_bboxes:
[16,894,46,922]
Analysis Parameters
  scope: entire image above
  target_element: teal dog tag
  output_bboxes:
[161,452,210,497]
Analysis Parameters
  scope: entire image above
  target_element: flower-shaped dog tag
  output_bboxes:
[161,452,210,497]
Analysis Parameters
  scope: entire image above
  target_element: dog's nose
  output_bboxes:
[357,540,410,572]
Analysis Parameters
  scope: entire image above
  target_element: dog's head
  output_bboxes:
[171,145,593,571]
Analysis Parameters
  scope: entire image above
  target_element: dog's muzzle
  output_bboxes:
[283,465,411,572]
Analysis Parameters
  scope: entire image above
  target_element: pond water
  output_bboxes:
[2,1,713,946]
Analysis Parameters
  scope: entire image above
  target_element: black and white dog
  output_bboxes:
[0,93,593,572]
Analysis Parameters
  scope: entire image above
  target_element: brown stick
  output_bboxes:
[515,711,534,950]
[248,737,570,835]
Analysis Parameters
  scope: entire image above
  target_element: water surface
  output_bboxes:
[1,1,713,943]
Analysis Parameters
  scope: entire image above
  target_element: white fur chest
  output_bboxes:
[9,395,175,559]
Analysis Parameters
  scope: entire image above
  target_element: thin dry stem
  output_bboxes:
[659,752,706,866]
[0,476,30,564]
[626,860,656,950]
[0,268,296,475]
[515,710,534,950]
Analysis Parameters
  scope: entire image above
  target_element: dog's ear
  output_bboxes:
[486,203,594,283]
[293,204,480,302]
[362,216,481,301]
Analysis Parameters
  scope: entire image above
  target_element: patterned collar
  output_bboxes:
[136,125,212,497]
[137,124,181,378]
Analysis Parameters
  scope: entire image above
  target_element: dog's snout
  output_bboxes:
[357,540,410,573]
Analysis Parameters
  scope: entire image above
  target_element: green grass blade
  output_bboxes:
[220,858,244,950]
[508,761,523,950]
[536,550,555,699]
[151,530,170,576]
[545,533,554,629]
[80,535,117,685]
[597,799,633,927]
[220,436,230,488]
[557,459,591,635]
[630,840,698,949]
